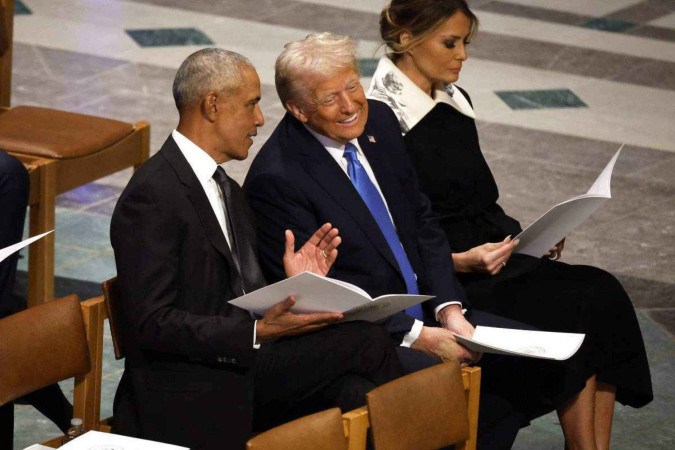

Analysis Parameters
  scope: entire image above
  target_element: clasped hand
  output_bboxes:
[257,223,343,341]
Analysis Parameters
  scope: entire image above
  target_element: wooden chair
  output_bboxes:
[342,363,481,450]
[0,0,13,107]
[97,277,125,433]
[0,294,107,446]
[247,408,348,450]
[0,0,150,308]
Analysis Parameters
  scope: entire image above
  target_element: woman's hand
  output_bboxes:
[546,238,566,261]
[452,236,518,275]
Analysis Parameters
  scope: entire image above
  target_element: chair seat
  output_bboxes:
[0,106,133,159]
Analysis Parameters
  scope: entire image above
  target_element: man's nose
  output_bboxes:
[255,104,265,127]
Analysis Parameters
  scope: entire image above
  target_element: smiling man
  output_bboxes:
[243,33,567,449]
[110,48,403,449]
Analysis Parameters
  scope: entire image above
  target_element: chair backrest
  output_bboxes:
[0,0,13,107]
[0,295,90,405]
[101,277,126,360]
[247,408,348,450]
[366,360,470,450]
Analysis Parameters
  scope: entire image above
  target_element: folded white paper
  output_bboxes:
[228,271,433,322]
[59,430,187,449]
[454,326,585,360]
[515,147,622,257]
[0,231,53,264]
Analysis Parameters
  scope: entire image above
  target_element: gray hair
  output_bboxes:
[275,33,359,107]
[173,48,253,111]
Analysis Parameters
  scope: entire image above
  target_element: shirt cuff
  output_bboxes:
[434,301,464,322]
[400,319,424,347]
[253,320,261,349]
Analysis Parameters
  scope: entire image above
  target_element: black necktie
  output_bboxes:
[213,166,244,292]
[212,166,267,296]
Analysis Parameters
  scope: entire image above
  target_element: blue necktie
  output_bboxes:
[343,142,424,321]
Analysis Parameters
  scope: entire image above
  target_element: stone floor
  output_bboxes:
[7,0,675,448]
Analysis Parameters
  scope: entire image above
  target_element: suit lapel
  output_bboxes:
[288,118,401,274]
[160,137,244,294]
[358,132,411,243]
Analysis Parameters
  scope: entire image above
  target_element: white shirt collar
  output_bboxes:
[172,129,224,183]
[304,125,363,158]
[366,56,475,134]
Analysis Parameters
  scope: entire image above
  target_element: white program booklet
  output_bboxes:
[228,271,433,322]
[59,430,187,449]
[0,230,53,263]
[515,146,622,257]
[454,326,585,360]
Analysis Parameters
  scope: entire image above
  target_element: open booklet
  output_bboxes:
[58,430,187,450]
[228,271,433,323]
[0,230,53,264]
[515,146,623,257]
[454,326,585,361]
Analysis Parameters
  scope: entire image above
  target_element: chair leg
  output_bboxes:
[27,161,56,307]
[74,297,106,431]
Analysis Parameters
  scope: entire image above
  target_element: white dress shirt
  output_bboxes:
[172,129,260,348]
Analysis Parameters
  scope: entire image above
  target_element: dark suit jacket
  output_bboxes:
[244,99,468,341]
[110,136,266,449]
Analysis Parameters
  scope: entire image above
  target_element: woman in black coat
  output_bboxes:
[368,1,652,449]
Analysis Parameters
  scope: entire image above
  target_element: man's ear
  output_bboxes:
[201,92,219,122]
[286,101,309,123]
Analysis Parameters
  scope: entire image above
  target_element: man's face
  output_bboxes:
[213,66,264,163]
[290,68,368,144]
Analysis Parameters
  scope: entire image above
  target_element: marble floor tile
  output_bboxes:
[14,0,32,15]
[125,27,215,47]
[498,0,644,17]
[54,209,112,253]
[616,275,675,310]
[475,1,588,26]
[582,17,637,32]
[475,10,675,63]
[605,0,674,24]
[650,11,675,28]
[495,88,587,109]
[628,24,675,41]
[55,183,122,210]
[647,310,675,337]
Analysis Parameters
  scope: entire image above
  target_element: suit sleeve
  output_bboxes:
[111,181,256,366]
[244,171,319,283]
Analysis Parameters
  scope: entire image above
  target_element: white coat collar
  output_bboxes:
[366,56,475,135]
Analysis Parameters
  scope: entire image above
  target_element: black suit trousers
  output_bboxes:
[252,321,403,431]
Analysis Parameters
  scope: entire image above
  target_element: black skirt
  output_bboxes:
[461,254,653,417]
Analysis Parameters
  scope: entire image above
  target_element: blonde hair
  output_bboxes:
[275,33,359,107]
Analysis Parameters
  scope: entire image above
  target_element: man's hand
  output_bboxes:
[284,223,341,278]
[411,326,480,365]
[452,236,518,275]
[438,304,475,337]
[256,296,343,341]
[546,238,566,261]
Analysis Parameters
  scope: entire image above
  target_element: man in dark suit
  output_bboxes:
[244,34,538,449]
[110,48,403,450]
